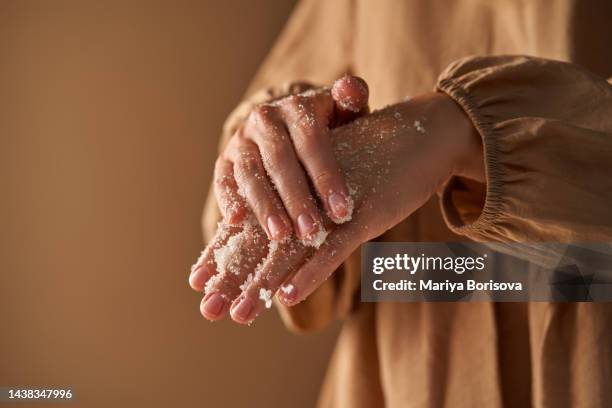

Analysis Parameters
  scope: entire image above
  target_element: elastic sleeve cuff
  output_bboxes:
[434,55,612,242]
[436,73,507,241]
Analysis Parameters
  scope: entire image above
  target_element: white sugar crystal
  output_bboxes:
[268,239,279,253]
[281,284,294,295]
[414,120,425,133]
[204,274,220,295]
[213,231,245,276]
[301,227,329,249]
[213,245,231,274]
[259,288,273,308]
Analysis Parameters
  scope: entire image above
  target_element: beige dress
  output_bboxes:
[203,1,612,406]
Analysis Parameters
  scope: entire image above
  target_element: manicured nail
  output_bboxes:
[297,213,316,237]
[267,215,286,240]
[328,192,348,219]
[278,283,298,305]
[231,296,255,322]
[201,292,226,319]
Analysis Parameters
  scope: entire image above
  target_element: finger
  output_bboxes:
[227,134,292,241]
[188,221,238,292]
[281,94,355,225]
[331,75,369,125]
[229,238,310,324]
[213,157,247,224]
[277,221,365,306]
[246,103,326,242]
[200,221,268,321]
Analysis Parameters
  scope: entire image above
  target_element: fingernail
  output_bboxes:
[278,283,298,305]
[267,215,286,240]
[328,192,348,219]
[231,296,255,322]
[201,292,226,319]
[297,213,316,237]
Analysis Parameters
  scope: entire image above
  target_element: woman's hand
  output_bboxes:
[190,92,484,324]
[213,76,369,246]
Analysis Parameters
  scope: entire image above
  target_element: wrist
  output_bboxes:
[431,92,485,183]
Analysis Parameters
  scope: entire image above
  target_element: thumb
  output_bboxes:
[331,75,369,126]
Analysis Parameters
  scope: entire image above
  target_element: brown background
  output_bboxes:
[0,1,340,407]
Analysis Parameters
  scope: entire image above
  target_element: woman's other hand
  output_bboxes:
[213,75,369,247]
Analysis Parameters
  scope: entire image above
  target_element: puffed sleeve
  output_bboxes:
[202,0,355,332]
[436,55,612,243]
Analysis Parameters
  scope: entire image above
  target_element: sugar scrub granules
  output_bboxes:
[213,232,243,276]
[332,193,355,224]
[212,219,263,280]
[259,288,273,308]
[204,274,221,295]
[252,239,281,278]
[301,227,329,249]
[414,120,425,133]
[193,220,231,275]
[281,284,294,295]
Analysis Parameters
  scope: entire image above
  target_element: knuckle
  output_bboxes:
[219,272,242,291]
[248,194,268,216]
[249,104,277,127]
[292,125,323,153]
[214,160,233,188]
[258,126,286,147]
[214,175,232,192]
[233,125,249,142]
[295,115,317,135]
[312,169,335,186]
[314,93,334,113]
[235,155,261,179]
[282,94,301,109]
[260,141,288,170]
[281,191,310,213]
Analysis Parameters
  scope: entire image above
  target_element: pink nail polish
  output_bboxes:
[279,283,298,304]
[328,192,348,219]
[297,213,316,237]
[267,215,286,240]
[231,297,255,322]
[201,292,226,319]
